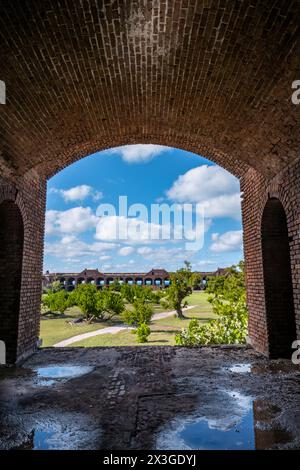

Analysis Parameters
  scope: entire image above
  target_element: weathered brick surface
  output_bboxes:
[241,159,300,356]
[0,1,300,178]
[0,173,46,363]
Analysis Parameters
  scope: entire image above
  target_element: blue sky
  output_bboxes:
[44,145,243,273]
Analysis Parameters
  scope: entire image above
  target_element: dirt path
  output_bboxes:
[53,305,195,347]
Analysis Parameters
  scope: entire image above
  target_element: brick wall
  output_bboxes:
[0,172,46,363]
[241,159,300,356]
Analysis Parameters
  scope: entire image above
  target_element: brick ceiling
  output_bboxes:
[1,0,300,179]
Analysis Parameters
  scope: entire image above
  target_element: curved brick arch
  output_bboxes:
[37,134,249,181]
[1,1,300,179]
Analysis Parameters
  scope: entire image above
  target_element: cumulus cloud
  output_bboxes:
[45,207,98,234]
[99,255,111,261]
[95,215,165,244]
[210,230,243,253]
[108,144,167,163]
[137,246,153,255]
[45,236,117,259]
[118,246,135,256]
[166,165,241,220]
[51,185,103,202]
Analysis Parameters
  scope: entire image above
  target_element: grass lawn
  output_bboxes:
[40,306,122,347]
[64,292,215,347]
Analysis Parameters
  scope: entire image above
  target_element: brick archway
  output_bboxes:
[0,201,24,363]
[261,198,297,358]
[1,1,300,361]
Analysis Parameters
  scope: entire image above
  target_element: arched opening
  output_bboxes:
[67,278,75,291]
[0,201,24,364]
[261,198,297,358]
[41,143,244,351]
[96,278,105,289]
[106,277,114,286]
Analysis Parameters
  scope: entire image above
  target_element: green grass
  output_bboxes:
[62,292,215,347]
[40,306,121,347]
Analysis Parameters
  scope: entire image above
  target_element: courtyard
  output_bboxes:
[0,346,299,450]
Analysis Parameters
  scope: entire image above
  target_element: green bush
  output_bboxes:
[122,300,153,326]
[176,261,248,346]
[42,289,71,315]
[136,323,151,343]
[70,284,98,320]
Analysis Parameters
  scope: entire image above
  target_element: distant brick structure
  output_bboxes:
[42,268,215,291]
[0,1,300,362]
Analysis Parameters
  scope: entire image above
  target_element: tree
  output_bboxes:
[167,261,193,318]
[122,300,153,326]
[43,280,62,294]
[122,300,153,343]
[70,284,98,321]
[120,284,136,303]
[103,290,125,319]
[43,289,70,315]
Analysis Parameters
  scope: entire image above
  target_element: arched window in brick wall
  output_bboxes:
[0,201,24,363]
[261,198,296,358]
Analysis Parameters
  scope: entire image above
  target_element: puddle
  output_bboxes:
[156,391,293,450]
[10,412,102,450]
[227,363,251,373]
[31,365,93,385]
[225,362,300,375]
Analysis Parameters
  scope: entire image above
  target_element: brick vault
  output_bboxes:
[0,0,300,362]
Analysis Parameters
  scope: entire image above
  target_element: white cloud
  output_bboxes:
[51,185,103,202]
[199,194,241,220]
[45,207,98,235]
[210,230,243,253]
[166,165,241,220]
[109,144,167,164]
[137,246,153,255]
[45,236,117,259]
[95,215,164,244]
[99,255,111,261]
[118,246,135,256]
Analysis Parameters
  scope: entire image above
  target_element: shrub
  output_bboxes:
[136,323,151,343]
[70,284,98,320]
[176,262,248,346]
[122,300,153,326]
[42,289,70,315]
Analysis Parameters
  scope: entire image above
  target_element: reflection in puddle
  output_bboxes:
[228,364,251,373]
[156,391,292,450]
[33,429,56,450]
[225,362,300,375]
[31,365,93,385]
[14,413,102,450]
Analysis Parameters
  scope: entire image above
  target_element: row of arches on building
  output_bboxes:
[59,277,171,291]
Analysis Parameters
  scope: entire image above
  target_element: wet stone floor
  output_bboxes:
[0,346,299,450]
